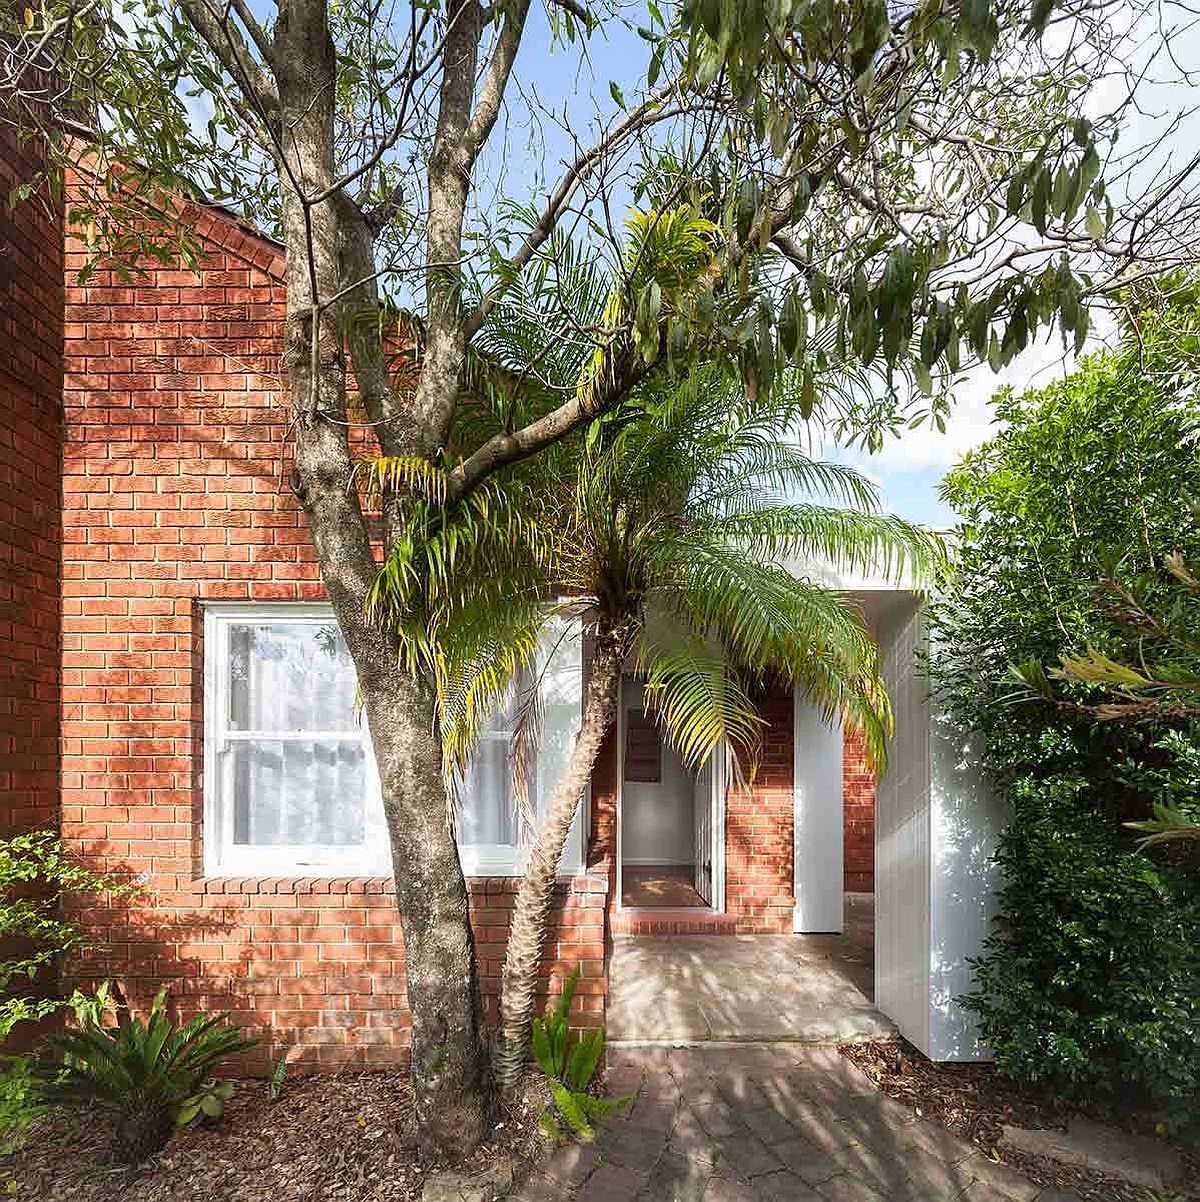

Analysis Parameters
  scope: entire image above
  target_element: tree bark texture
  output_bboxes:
[494,622,626,1094]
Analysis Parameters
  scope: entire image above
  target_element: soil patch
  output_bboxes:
[840,1039,1198,1202]
[1,1071,549,1202]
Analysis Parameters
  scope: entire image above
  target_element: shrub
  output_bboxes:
[929,288,1200,1132]
[963,771,1200,1129]
[531,967,629,1142]
[0,1057,45,1156]
[0,831,135,1041]
[41,987,259,1164]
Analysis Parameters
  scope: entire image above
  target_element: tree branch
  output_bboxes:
[462,82,684,341]
[446,350,648,500]
[177,0,278,115]
[464,0,532,162]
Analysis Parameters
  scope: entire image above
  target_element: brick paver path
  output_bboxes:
[510,1047,1078,1202]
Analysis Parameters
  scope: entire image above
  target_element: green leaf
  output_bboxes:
[549,1080,594,1140]
[609,81,625,109]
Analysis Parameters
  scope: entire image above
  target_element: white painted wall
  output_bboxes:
[928,687,1004,1060]
[792,698,844,933]
[620,681,695,866]
[873,598,1002,1062]
[874,600,932,1054]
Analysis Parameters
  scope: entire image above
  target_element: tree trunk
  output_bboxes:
[264,0,490,1161]
[494,622,626,1094]
[358,658,488,1157]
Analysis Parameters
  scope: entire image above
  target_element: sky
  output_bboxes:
[482,4,1200,528]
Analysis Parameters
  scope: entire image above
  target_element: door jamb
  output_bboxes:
[614,672,625,911]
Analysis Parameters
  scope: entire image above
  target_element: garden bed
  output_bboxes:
[2,1071,547,1202]
[840,1039,1199,1202]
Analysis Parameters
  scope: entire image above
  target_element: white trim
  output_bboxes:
[614,672,626,909]
[712,742,727,914]
[791,692,845,933]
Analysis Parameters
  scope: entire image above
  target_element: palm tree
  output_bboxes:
[359,205,943,1094]
[482,367,940,1090]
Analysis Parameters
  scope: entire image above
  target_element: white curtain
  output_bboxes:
[227,623,367,848]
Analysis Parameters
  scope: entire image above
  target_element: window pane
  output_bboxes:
[534,620,583,818]
[230,739,366,846]
[457,736,519,846]
[228,622,358,732]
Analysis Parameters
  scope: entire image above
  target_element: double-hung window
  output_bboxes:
[203,604,585,878]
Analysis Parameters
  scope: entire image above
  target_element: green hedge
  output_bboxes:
[930,290,1200,1133]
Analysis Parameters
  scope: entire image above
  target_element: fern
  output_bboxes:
[530,967,631,1142]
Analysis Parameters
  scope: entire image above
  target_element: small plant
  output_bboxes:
[175,1079,236,1129]
[0,1057,45,1156]
[268,1050,289,1102]
[0,832,135,1042]
[40,987,259,1164]
[531,967,629,1142]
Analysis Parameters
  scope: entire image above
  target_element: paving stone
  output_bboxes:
[635,1151,712,1202]
[597,1122,669,1172]
[667,1110,722,1166]
[544,1047,1050,1202]
[753,1170,824,1201]
[700,1177,760,1202]
[891,1119,976,1164]
[712,1133,784,1180]
[772,1136,844,1185]
[812,1173,889,1202]
[824,1141,908,1188]
[625,1092,678,1134]
[543,1141,600,1188]
[680,1078,728,1108]
[693,1101,742,1138]
[957,1153,1044,1201]
[577,1162,646,1202]
[884,1151,979,1200]
[506,1172,566,1202]
[1001,1119,1185,1191]
[742,1106,797,1147]
[604,1067,646,1099]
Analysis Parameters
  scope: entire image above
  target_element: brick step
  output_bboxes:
[609,909,740,935]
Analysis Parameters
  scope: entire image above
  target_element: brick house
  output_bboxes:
[1,146,1003,1071]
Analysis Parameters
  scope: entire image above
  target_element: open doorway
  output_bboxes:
[617,676,724,910]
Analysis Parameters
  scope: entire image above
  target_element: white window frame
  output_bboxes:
[455,614,587,878]
[202,602,391,877]
[202,602,588,879]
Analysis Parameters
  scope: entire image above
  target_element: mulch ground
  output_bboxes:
[1,1071,549,1202]
[841,1039,1199,1202]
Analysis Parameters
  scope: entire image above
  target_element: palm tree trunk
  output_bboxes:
[494,622,625,1094]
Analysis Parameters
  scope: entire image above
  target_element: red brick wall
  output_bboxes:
[60,196,604,1069]
[0,126,63,836]
[723,686,794,932]
[843,727,876,892]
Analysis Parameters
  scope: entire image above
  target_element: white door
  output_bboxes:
[693,757,713,903]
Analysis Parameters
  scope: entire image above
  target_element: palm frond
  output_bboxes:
[354,456,449,503]
[636,639,766,771]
